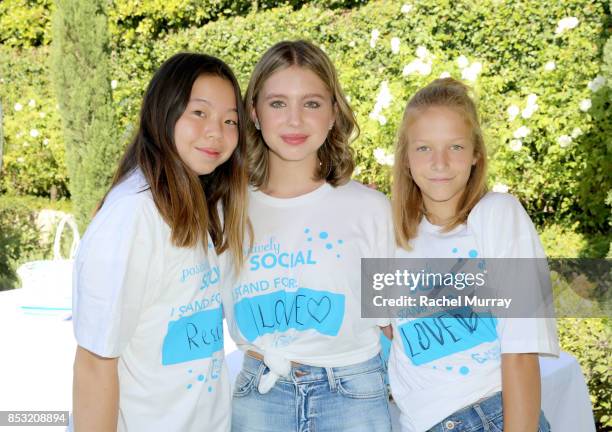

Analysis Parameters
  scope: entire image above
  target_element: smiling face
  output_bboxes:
[174,74,239,175]
[406,105,478,220]
[253,65,336,170]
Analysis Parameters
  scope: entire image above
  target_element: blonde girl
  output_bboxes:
[388,77,559,432]
[221,40,394,432]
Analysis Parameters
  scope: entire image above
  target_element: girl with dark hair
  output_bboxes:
[72,52,249,431]
[221,40,394,432]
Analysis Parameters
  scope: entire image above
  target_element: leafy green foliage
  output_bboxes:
[0,0,53,47]
[558,318,611,429]
[0,46,68,197]
[50,0,121,230]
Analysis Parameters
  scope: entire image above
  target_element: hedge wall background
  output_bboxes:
[0,0,610,429]
[1,0,610,233]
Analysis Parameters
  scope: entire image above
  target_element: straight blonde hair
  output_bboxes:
[392,78,488,249]
[245,40,357,187]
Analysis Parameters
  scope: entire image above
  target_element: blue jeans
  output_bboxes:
[231,354,392,432]
[427,392,551,432]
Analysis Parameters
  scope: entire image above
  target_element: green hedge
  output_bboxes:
[558,318,611,429]
[2,0,609,234]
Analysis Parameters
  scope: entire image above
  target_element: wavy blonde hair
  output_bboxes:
[392,78,488,249]
[245,40,357,187]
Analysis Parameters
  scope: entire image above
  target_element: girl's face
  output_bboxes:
[254,65,336,168]
[406,106,478,218]
[174,75,239,175]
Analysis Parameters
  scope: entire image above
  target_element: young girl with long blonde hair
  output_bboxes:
[221,40,394,432]
[389,78,558,432]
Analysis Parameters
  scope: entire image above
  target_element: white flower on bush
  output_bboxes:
[521,105,538,119]
[557,135,572,148]
[456,55,469,69]
[378,115,388,126]
[17,157,25,163]
[555,17,579,35]
[571,127,583,138]
[513,126,530,139]
[439,71,451,78]
[30,129,40,138]
[28,99,36,107]
[403,58,432,76]
[579,99,592,112]
[374,147,395,166]
[349,41,356,48]
[587,75,605,92]
[401,4,413,13]
[492,183,509,193]
[111,79,118,89]
[39,112,46,118]
[460,60,482,82]
[14,102,23,111]
[544,61,556,71]
[526,94,538,106]
[43,139,49,146]
[416,45,429,59]
[346,95,351,102]
[354,166,363,176]
[509,140,523,151]
[507,105,520,121]
[370,29,380,48]
[369,81,392,123]
[391,37,401,54]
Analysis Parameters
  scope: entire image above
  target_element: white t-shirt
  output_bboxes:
[72,170,230,432]
[389,192,559,432]
[221,181,394,369]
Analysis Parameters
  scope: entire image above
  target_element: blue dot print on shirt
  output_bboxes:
[452,247,458,253]
[459,366,470,375]
[197,374,205,382]
[469,249,478,258]
[304,228,310,234]
[326,243,333,250]
[319,231,329,239]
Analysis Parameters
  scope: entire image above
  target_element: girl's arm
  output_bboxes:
[501,353,541,432]
[73,346,119,432]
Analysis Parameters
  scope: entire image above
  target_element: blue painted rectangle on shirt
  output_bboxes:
[399,307,498,366]
[162,307,224,365]
[234,287,345,342]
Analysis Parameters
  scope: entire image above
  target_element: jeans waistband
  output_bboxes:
[241,353,384,384]
[441,392,503,424]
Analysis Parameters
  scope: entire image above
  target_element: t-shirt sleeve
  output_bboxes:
[72,196,163,358]
[473,193,559,356]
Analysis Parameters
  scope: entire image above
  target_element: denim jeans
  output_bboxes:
[231,354,392,432]
[427,392,551,432]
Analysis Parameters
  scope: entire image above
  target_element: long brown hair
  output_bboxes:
[101,53,250,266]
[392,78,487,249]
[245,40,357,188]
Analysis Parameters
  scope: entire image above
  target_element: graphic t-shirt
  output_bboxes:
[72,170,230,432]
[388,192,559,432]
[221,181,394,371]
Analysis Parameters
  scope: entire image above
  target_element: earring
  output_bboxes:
[328,123,334,130]
[254,120,260,130]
